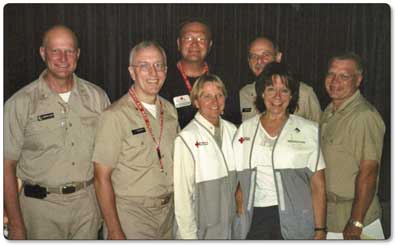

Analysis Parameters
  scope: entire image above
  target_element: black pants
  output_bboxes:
[246,205,284,240]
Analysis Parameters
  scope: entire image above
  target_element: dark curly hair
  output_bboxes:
[255,62,299,114]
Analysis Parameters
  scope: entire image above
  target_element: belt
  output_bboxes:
[327,192,353,203]
[127,193,173,208]
[24,178,94,195]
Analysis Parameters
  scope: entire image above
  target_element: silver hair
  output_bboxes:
[129,41,167,65]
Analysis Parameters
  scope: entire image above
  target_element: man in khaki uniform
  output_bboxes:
[320,52,385,239]
[93,41,179,239]
[4,25,110,239]
[239,36,321,122]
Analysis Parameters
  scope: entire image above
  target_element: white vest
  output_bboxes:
[179,113,237,183]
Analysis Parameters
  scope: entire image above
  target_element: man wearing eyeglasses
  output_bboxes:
[160,19,240,128]
[239,37,321,122]
[92,41,179,239]
[321,52,385,240]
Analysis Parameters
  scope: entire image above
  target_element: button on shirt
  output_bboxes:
[3,70,110,186]
[92,94,179,198]
[320,90,385,199]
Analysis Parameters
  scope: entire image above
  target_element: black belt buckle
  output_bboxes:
[62,185,76,194]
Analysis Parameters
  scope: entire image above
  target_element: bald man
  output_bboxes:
[240,37,321,122]
[4,25,110,239]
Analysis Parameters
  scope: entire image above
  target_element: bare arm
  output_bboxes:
[343,160,379,240]
[310,169,326,240]
[94,162,125,240]
[4,159,26,239]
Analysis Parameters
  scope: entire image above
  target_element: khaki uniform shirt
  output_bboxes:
[4,70,110,186]
[239,81,322,122]
[92,93,179,198]
[320,90,385,231]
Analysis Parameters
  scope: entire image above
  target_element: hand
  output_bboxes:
[107,230,126,240]
[314,230,327,240]
[8,223,27,240]
[343,222,362,240]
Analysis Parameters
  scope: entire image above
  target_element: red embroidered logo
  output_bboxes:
[195,141,208,148]
[238,137,250,144]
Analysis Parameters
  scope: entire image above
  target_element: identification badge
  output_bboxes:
[242,108,252,112]
[37,112,55,121]
[173,95,191,108]
[132,127,146,135]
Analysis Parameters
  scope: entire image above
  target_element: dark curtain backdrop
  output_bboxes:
[3,3,390,201]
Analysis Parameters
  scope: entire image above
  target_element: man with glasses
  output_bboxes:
[239,36,321,122]
[321,52,385,240]
[92,41,179,239]
[161,19,240,128]
[4,25,110,239]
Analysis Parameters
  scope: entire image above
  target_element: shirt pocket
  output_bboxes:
[122,130,154,167]
[80,116,99,150]
[24,115,64,150]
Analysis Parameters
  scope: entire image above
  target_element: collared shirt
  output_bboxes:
[174,112,237,239]
[92,93,179,198]
[160,64,241,128]
[239,81,322,122]
[4,70,110,186]
[320,90,385,199]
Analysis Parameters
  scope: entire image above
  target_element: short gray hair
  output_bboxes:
[129,41,167,65]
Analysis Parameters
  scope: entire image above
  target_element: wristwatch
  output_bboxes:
[349,219,364,228]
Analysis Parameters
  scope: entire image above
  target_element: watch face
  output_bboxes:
[351,220,364,228]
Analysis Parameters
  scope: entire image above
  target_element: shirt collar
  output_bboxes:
[327,90,361,114]
[194,112,220,135]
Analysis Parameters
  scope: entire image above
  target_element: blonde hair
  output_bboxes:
[190,73,227,107]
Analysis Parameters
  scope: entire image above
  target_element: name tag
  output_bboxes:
[132,127,146,135]
[287,140,306,144]
[173,95,191,108]
[37,112,55,121]
[242,108,252,112]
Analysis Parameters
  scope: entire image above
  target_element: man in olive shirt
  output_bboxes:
[93,41,179,239]
[321,52,385,239]
[239,36,321,122]
[4,25,110,239]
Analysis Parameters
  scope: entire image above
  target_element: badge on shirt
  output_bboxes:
[242,108,252,112]
[195,141,208,148]
[238,136,250,144]
[132,127,146,135]
[173,95,191,108]
[37,112,55,121]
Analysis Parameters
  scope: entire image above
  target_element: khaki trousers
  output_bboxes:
[104,196,174,239]
[19,184,102,239]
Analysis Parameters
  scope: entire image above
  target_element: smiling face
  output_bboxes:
[39,27,80,82]
[128,45,167,103]
[177,21,212,64]
[248,38,282,77]
[262,75,292,116]
[325,58,362,108]
[193,81,225,126]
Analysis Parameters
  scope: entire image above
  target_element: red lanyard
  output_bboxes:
[177,61,209,92]
[128,87,165,171]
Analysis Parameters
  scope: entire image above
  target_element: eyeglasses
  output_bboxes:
[181,36,208,44]
[131,62,167,72]
[249,52,275,62]
[326,72,355,82]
